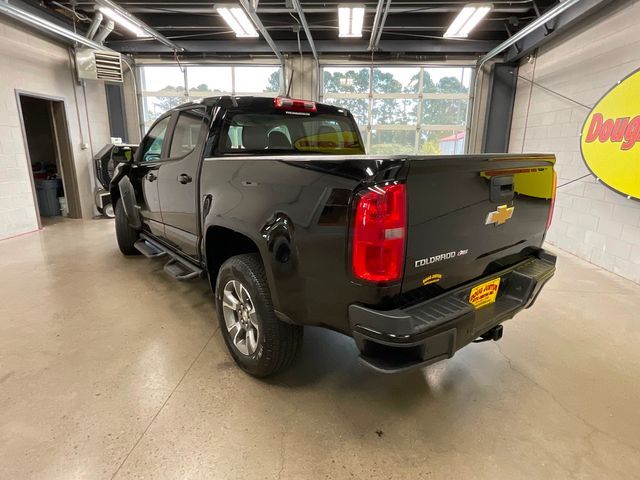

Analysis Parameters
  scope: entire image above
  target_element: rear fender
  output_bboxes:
[203,214,283,310]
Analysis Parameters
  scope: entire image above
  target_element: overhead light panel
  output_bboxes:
[215,5,259,38]
[338,5,365,38]
[98,6,150,38]
[444,4,492,38]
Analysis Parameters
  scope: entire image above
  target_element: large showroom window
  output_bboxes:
[321,66,472,154]
[138,65,281,130]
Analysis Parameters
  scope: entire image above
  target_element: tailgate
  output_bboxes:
[402,154,555,293]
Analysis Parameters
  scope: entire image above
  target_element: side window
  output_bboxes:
[140,116,170,162]
[169,107,206,158]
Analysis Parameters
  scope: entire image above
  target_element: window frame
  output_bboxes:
[320,65,473,155]
[166,106,209,161]
[137,114,173,163]
[137,64,283,135]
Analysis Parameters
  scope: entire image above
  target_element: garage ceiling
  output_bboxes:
[35,0,561,57]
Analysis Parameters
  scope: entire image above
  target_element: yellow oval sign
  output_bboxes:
[581,68,640,200]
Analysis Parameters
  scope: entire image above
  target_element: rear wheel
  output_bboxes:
[114,198,140,256]
[215,254,303,377]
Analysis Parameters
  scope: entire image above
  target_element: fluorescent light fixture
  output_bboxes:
[215,5,259,38]
[338,5,365,38]
[98,6,150,38]
[444,4,492,38]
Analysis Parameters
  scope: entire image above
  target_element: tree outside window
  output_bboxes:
[322,66,471,154]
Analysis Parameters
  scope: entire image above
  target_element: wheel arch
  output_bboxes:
[109,184,121,213]
[108,162,130,211]
[204,224,272,296]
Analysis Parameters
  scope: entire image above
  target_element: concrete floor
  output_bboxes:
[1,218,639,480]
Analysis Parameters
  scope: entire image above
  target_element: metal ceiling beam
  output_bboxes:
[95,4,532,15]
[502,0,616,63]
[0,0,111,51]
[238,0,285,65]
[368,0,385,51]
[94,0,184,51]
[291,0,318,63]
[382,15,514,31]
[478,0,585,70]
[369,0,392,51]
[135,12,509,32]
[106,38,500,54]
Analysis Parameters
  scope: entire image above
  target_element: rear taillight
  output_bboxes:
[546,169,557,231]
[352,183,406,283]
[274,97,317,113]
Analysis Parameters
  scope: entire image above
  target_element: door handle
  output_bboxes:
[146,172,157,182]
[178,173,192,184]
[490,175,514,203]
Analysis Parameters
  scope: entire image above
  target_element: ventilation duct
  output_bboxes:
[86,11,103,40]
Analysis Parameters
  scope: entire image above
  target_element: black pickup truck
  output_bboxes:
[111,96,557,377]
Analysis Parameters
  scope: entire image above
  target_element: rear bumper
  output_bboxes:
[349,250,556,373]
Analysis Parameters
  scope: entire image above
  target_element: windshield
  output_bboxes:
[220,111,365,155]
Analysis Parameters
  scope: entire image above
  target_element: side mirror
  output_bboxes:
[112,145,135,164]
[133,141,145,164]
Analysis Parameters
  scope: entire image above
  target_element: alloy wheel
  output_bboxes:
[221,280,260,356]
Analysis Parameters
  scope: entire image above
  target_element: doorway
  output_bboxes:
[17,93,81,226]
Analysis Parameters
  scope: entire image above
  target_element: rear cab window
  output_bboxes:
[218,100,365,156]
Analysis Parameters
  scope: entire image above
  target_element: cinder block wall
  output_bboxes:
[0,18,111,240]
[509,0,640,284]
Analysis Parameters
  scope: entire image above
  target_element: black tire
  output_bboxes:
[215,254,303,377]
[114,198,140,256]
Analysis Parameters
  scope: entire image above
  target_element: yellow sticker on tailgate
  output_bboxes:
[469,278,501,308]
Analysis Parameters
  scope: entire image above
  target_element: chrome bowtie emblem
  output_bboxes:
[485,205,514,226]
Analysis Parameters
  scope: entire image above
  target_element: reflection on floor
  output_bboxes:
[1,219,639,479]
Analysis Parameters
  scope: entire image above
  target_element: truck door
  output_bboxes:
[157,106,208,258]
[131,114,172,237]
